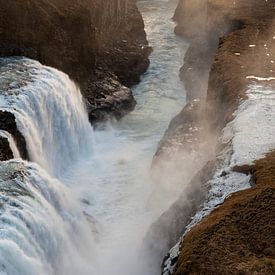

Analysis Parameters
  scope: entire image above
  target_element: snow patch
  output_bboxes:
[224,85,275,166]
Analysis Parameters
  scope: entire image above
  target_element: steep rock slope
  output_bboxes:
[0,0,150,123]
[147,0,275,274]
[161,0,275,274]
[174,151,275,275]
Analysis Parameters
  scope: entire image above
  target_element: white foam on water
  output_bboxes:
[0,160,95,275]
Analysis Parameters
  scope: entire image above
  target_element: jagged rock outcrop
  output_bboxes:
[0,0,150,159]
[173,0,239,101]
[85,71,137,124]
[152,0,241,168]
[0,0,150,123]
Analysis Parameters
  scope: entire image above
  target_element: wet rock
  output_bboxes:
[0,111,28,160]
[0,136,13,161]
[163,1,275,273]
[84,71,136,124]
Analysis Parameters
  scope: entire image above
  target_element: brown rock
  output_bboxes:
[0,0,150,123]
[166,1,275,274]
[173,151,275,275]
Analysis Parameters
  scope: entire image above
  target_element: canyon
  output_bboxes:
[0,0,274,275]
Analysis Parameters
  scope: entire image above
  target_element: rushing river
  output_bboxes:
[81,1,187,273]
[0,0,187,274]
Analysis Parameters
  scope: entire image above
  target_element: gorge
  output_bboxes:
[0,0,274,275]
[0,0,188,274]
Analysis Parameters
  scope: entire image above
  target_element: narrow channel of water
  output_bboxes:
[74,0,188,273]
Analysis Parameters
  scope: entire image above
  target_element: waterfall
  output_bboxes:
[0,57,94,178]
[0,57,96,274]
[0,161,95,275]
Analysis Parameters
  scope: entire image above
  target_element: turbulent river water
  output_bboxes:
[0,0,188,274]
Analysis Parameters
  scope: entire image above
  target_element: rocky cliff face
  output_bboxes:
[149,1,275,274]
[0,0,150,159]
[173,152,275,275]
[0,0,150,124]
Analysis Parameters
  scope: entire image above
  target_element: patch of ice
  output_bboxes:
[224,85,275,166]
[246,75,275,81]
[162,242,181,275]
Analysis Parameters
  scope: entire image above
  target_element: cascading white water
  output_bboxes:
[0,57,94,178]
[0,161,95,275]
[0,57,96,275]
[0,1,188,274]
[66,1,188,274]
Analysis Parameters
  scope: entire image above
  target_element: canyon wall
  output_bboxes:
[148,1,275,274]
[0,0,150,124]
[173,1,275,273]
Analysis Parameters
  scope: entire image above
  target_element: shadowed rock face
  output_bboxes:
[0,0,150,123]
[143,161,216,273]
[0,137,13,161]
[0,111,28,160]
[0,0,95,83]
[85,71,137,124]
